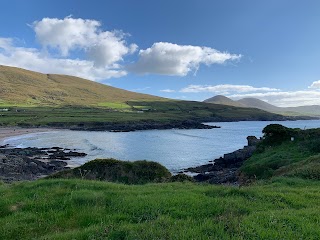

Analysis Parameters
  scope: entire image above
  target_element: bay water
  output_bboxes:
[2,120,320,173]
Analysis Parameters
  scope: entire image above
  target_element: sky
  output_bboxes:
[1,0,320,107]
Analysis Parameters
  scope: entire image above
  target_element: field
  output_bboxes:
[0,101,284,128]
[0,178,319,239]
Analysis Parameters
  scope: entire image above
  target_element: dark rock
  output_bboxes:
[188,135,259,185]
[0,146,87,183]
[247,136,261,146]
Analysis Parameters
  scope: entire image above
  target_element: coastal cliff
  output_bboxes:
[187,136,261,184]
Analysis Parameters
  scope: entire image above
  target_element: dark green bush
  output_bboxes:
[170,174,194,182]
[262,124,297,145]
[49,158,172,184]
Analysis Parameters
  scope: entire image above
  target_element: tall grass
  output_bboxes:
[0,178,319,239]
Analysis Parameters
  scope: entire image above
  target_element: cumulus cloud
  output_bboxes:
[160,89,176,93]
[1,17,241,80]
[180,84,279,93]
[33,17,135,67]
[229,91,320,107]
[308,80,320,89]
[128,42,241,76]
[0,37,126,80]
[0,16,140,80]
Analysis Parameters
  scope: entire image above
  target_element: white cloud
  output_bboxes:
[128,42,241,76]
[0,37,126,80]
[229,91,320,107]
[180,84,279,93]
[160,89,176,93]
[308,80,320,89]
[32,16,135,69]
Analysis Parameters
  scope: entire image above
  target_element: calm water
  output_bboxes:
[2,120,320,173]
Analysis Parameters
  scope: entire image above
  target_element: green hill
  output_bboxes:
[0,65,293,129]
[0,65,162,107]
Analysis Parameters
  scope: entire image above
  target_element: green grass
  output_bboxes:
[97,102,131,109]
[0,101,283,127]
[241,125,320,180]
[0,178,320,239]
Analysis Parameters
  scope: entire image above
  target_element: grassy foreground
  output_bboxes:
[0,178,320,239]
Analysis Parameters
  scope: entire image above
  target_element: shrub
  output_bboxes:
[49,158,172,184]
[262,124,293,145]
[170,174,194,182]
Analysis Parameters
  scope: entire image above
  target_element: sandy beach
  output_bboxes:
[0,127,57,143]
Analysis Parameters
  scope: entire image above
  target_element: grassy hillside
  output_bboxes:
[0,65,291,127]
[0,101,287,128]
[0,65,162,107]
[241,124,320,180]
[0,178,320,239]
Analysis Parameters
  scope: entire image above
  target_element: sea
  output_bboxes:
[2,120,320,173]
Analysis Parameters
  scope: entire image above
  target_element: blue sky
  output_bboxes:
[1,0,320,106]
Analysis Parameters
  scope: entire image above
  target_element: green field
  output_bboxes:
[0,65,289,128]
[0,178,319,239]
[0,101,284,128]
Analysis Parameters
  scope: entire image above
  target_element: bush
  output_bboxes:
[170,174,194,182]
[262,124,293,145]
[49,158,172,184]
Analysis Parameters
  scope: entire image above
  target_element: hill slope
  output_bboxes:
[204,95,320,116]
[203,95,245,107]
[0,65,295,129]
[0,65,162,106]
[237,97,281,112]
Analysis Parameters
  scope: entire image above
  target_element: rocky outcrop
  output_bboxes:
[0,146,87,183]
[68,120,220,132]
[187,136,261,184]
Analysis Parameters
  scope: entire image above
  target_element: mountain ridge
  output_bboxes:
[204,95,320,116]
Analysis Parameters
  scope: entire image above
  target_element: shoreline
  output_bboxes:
[0,127,60,143]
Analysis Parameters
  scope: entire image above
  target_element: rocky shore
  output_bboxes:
[186,136,261,184]
[66,120,220,132]
[0,145,86,183]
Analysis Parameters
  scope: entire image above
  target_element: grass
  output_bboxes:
[241,125,320,180]
[0,65,285,127]
[0,177,320,239]
[0,65,162,106]
[0,101,283,127]
[97,102,131,109]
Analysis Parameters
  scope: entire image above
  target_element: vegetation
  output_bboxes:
[241,124,320,179]
[0,65,287,128]
[1,124,320,239]
[0,65,162,106]
[49,159,171,184]
[0,178,319,239]
[0,102,285,128]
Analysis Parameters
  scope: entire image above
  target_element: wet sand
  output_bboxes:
[0,127,57,143]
